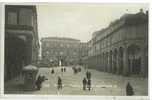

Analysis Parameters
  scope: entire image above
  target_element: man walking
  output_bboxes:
[87,79,91,91]
[82,77,87,90]
[51,69,55,74]
[64,67,66,72]
[35,75,43,90]
[61,68,63,72]
[86,71,91,79]
[57,76,62,90]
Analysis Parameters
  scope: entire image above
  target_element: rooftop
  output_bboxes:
[41,37,80,42]
[93,9,148,38]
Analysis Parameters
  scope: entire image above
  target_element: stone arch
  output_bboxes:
[127,44,141,74]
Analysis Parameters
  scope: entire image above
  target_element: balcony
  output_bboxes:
[5,24,34,31]
[5,24,34,36]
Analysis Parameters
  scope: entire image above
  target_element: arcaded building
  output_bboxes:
[86,9,148,77]
[5,5,39,81]
[41,37,80,66]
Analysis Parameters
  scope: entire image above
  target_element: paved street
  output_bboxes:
[5,66,148,96]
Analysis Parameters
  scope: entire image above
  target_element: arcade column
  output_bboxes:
[123,47,129,76]
[140,47,147,77]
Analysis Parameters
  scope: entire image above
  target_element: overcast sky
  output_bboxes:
[37,3,148,42]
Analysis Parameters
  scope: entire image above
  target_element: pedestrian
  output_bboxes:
[42,75,48,82]
[61,68,63,72]
[35,75,43,90]
[57,76,62,90]
[51,69,54,74]
[64,67,66,72]
[78,67,81,72]
[86,71,89,79]
[88,72,91,79]
[86,71,91,79]
[75,68,78,74]
[87,79,91,91]
[126,82,134,96]
[73,68,77,74]
[82,77,87,90]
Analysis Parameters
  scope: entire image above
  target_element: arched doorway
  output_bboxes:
[127,44,141,75]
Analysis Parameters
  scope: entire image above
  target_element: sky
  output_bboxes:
[37,3,148,42]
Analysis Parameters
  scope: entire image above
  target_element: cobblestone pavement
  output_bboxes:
[4,66,148,96]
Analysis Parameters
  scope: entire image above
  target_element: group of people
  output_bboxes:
[61,67,66,72]
[35,67,135,96]
[35,75,48,90]
[82,71,92,91]
[72,67,81,74]
[51,67,66,74]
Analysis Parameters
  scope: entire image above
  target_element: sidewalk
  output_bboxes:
[4,75,26,94]
[4,67,148,95]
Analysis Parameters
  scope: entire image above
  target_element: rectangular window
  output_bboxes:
[19,8,33,26]
[7,12,17,25]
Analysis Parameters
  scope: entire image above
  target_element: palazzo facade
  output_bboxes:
[86,9,148,77]
[5,5,39,81]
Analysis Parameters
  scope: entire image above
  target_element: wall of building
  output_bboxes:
[78,42,89,65]
[86,11,148,77]
[41,37,81,66]
[5,5,39,81]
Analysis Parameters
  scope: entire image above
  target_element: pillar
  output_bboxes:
[130,59,133,74]
[123,47,129,76]
[101,54,103,71]
[112,52,114,73]
[140,47,146,77]
[103,54,105,71]
[107,52,110,72]
[109,52,112,73]
[105,53,108,72]
[116,51,120,74]
[114,52,117,74]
